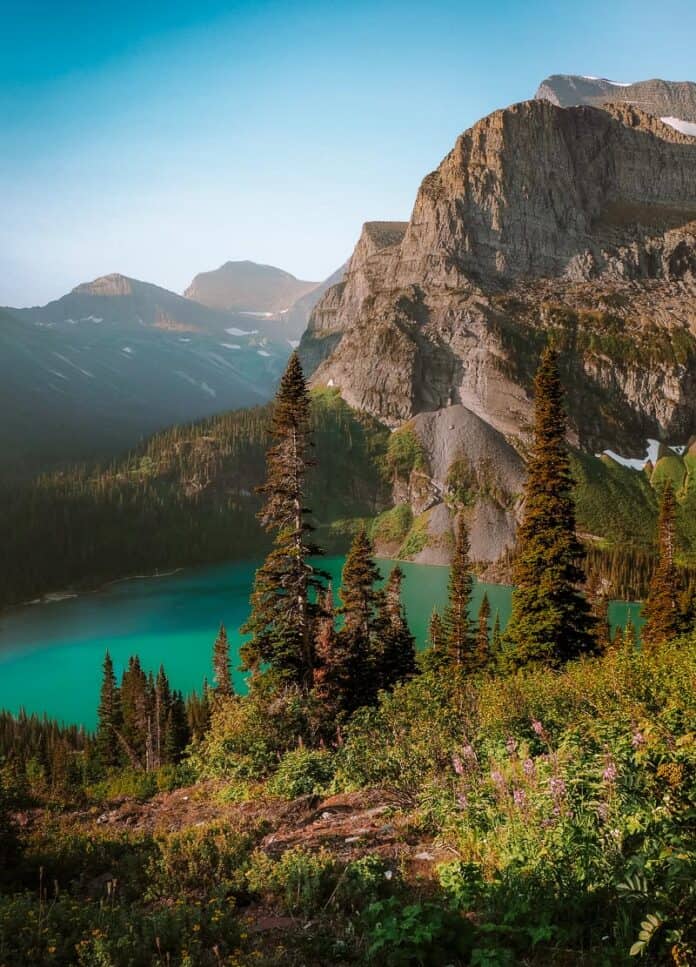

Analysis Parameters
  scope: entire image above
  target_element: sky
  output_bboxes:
[2,0,695,306]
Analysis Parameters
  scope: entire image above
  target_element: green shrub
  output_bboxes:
[371,505,413,546]
[267,747,336,799]
[362,897,475,965]
[246,846,337,917]
[386,427,426,478]
[146,821,256,901]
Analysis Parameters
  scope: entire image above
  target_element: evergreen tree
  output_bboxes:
[442,516,475,668]
[337,529,382,711]
[505,346,595,667]
[377,566,417,690]
[491,612,503,658]
[241,353,325,687]
[95,651,122,770]
[153,666,172,768]
[421,609,447,671]
[475,592,491,669]
[642,482,681,649]
[165,691,190,763]
[120,656,149,767]
[212,624,233,697]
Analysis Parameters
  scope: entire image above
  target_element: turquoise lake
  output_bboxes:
[0,557,642,729]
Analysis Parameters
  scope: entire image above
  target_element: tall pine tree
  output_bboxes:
[212,624,234,696]
[475,592,491,670]
[377,566,417,690]
[505,346,595,667]
[96,651,122,770]
[336,529,382,712]
[642,482,681,649]
[241,353,324,687]
[442,516,475,669]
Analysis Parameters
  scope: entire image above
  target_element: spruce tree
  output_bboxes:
[442,516,475,668]
[377,566,417,690]
[491,612,502,658]
[475,592,491,669]
[642,482,681,649]
[212,624,233,697]
[337,529,382,711]
[505,346,595,667]
[241,353,325,687]
[96,651,122,770]
[420,609,447,672]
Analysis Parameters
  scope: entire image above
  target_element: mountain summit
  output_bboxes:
[184,260,319,313]
[535,74,696,134]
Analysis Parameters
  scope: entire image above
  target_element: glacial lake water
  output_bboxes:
[0,557,642,729]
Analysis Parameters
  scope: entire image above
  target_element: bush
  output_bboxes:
[246,847,337,917]
[267,747,335,799]
[0,892,240,966]
[362,897,475,965]
[146,821,256,901]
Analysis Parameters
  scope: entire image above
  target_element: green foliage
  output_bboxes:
[246,846,337,916]
[397,512,430,559]
[362,897,474,965]
[386,426,427,478]
[146,821,255,900]
[0,892,240,966]
[371,504,413,546]
[267,747,336,799]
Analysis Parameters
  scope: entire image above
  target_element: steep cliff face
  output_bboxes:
[300,99,696,562]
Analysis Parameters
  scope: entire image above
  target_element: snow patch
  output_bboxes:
[178,337,191,343]
[200,382,216,397]
[48,369,68,381]
[225,326,258,337]
[661,116,696,137]
[122,346,134,355]
[220,342,241,350]
[239,311,274,318]
[257,349,271,357]
[599,438,683,470]
[287,339,300,348]
[80,315,103,323]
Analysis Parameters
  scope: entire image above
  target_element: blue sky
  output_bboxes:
[2,0,695,305]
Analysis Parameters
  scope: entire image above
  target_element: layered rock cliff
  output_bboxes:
[299,99,696,563]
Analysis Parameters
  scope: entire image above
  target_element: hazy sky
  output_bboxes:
[2,0,695,306]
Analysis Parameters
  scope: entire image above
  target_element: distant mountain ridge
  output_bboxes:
[535,74,696,134]
[184,260,319,314]
[0,273,293,476]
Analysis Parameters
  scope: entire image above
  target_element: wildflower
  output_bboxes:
[491,769,505,787]
[461,743,477,761]
[631,730,645,748]
[456,792,468,810]
[523,757,535,777]
[597,802,609,821]
[602,760,618,784]
[549,776,566,799]
[513,788,526,807]
[506,736,518,756]
[452,753,464,775]
[532,719,544,736]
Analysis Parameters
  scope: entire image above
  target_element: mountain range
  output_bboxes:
[0,264,341,475]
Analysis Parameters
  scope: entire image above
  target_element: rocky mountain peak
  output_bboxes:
[72,273,135,297]
[535,74,696,129]
[299,96,696,562]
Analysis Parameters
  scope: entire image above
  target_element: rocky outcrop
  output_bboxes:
[299,98,696,562]
[535,75,696,125]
